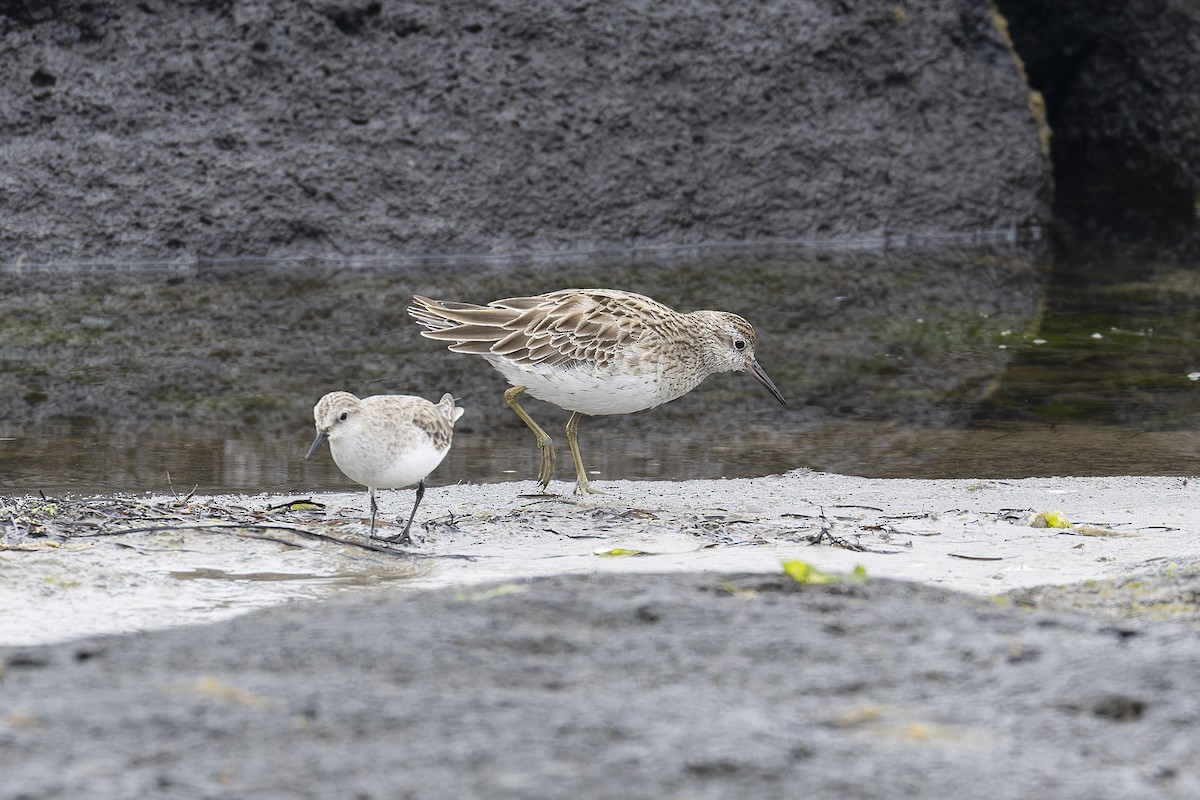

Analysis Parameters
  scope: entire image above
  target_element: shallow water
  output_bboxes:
[2,241,1199,496]
[4,417,1199,499]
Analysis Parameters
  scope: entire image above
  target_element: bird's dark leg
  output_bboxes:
[504,385,555,490]
[380,481,425,544]
[367,488,378,536]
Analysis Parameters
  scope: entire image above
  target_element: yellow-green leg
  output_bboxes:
[566,411,605,495]
[504,386,555,490]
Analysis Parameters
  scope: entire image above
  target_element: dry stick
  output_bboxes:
[265,498,326,512]
[68,522,408,556]
[78,502,179,523]
[69,521,480,560]
[164,471,199,504]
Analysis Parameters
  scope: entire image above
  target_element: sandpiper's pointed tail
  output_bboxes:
[437,392,465,425]
[409,295,495,333]
[409,294,530,356]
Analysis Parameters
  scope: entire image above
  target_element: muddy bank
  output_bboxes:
[1,0,1049,264]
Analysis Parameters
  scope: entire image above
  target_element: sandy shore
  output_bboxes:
[3,470,1197,645]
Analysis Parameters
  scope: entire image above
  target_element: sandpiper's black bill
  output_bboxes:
[305,430,330,460]
[750,359,787,405]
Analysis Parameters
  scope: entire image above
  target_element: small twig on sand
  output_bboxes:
[69,522,410,556]
[804,510,869,552]
[165,471,198,504]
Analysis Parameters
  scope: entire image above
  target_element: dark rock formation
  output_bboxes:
[997,0,1200,243]
[0,0,1050,264]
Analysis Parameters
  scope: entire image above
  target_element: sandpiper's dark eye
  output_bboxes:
[734,339,747,351]
[339,411,349,421]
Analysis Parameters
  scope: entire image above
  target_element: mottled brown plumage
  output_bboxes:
[409,289,784,495]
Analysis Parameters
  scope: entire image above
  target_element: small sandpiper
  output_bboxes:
[305,391,464,543]
[409,288,785,494]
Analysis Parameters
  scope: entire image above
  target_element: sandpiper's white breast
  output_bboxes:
[490,358,673,416]
[329,431,448,490]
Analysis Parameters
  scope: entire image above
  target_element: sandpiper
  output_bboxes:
[305,391,464,543]
[409,289,785,494]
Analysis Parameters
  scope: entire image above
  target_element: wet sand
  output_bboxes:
[4,471,1200,798]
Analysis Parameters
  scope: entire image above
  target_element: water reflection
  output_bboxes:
[3,417,1198,497]
[982,263,1200,431]
[2,241,1198,496]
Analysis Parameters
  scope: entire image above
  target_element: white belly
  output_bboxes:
[330,435,448,490]
[491,359,667,416]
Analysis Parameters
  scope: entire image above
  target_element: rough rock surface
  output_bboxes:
[4,571,1199,799]
[0,0,1050,264]
[997,0,1200,242]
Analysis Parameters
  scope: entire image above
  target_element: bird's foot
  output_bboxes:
[374,523,416,545]
[573,476,608,495]
[536,439,556,490]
